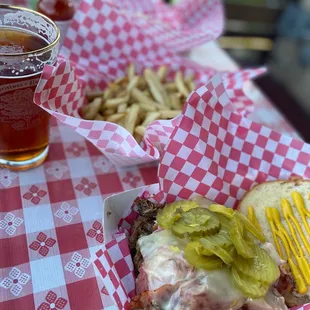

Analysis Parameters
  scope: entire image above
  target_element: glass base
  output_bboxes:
[0,146,49,171]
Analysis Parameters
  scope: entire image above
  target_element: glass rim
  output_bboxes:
[0,4,60,57]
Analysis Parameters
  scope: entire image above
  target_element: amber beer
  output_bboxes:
[0,5,59,170]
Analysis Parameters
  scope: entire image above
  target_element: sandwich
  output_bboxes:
[128,189,299,310]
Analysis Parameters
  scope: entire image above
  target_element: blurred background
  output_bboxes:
[218,0,310,141]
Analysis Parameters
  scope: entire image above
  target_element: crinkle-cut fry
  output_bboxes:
[160,110,181,119]
[128,63,135,81]
[132,87,158,106]
[135,126,146,136]
[127,76,139,92]
[103,108,115,116]
[83,98,102,120]
[170,93,183,110]
[157,65,167,82]
[138,101,158,112]
[104,96,129,109]
[164,82,178,92]
[95,114,105,121]
[123,104,140,135]
[142,112,161,127]
[87,91,104,101]
[144,68,170,107]
[175,71,190,97]
[106,113,126,123]
[117,103,128,113]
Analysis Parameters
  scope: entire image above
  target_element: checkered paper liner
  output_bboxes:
[107,0,224,52]
[93,74,310,309]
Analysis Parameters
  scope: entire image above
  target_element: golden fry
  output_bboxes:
[128,63,135,81]
[132,87,158,106]
[103,88,113,101]
[142,112,161,127]
[127,76,139,92]
[104,97,129,109]
[106,113,126,123]
[160,110,181,119]
[123,104,140,135]
[87,91,104,101]
[175,71,189,97]
[157,65,167,82]
[95,114,105,121]
[135,125,146,136]
[138,102,158,112]
[164,82,178,92]
[84,64,196,142]
[185,75,195,92]
[83,98,102,120]
[170,93,183,110]
[144,68,170,107]
[137,76,147,89]
[134,133,142,144]
[103,108,115,116]
[117,103,128,113]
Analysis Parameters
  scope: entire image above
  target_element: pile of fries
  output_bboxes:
[81,64,195,142]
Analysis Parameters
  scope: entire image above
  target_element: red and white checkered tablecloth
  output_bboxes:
[0,117,159,310]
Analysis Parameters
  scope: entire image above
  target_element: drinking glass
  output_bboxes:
[0,5,60,170]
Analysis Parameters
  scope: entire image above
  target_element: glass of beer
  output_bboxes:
[0,5,60,170]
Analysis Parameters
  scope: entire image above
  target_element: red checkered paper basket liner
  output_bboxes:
[33,1,264,166]
[93,74,310,310]
[106,0,224,52]
[34,60,264,166]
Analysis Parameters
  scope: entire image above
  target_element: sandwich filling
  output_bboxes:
[129,198,289,310]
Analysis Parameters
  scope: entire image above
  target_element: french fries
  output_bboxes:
[81,64,196,143]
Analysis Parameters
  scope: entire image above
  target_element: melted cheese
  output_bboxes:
[138,230,245,310]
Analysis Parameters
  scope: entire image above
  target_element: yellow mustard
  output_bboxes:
[252,192,310,294]
[265,207,308,293]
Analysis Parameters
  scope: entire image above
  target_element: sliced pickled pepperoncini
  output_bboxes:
[292,191,310,237]
[265,207,308,293]
[281,198,310,255]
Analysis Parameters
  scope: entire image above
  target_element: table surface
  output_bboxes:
[0,43,299,310]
